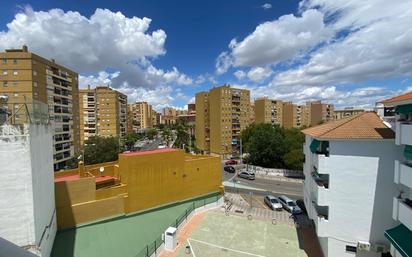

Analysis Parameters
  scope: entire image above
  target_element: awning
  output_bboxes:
[310,139,321,153]
[405,145,412,161]
[385,224,412,257]
[395,104,412,115]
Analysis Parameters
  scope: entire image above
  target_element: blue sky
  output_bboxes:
[1,0,411,110]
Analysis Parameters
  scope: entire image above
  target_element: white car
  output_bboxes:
[264,195,282,211]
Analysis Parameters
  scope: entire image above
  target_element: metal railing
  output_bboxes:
[0,99,50,125]
[134,194,221,257]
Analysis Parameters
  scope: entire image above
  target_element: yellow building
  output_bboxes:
[334,107,364,120]
[305,100,335,126]
[79,86,127,145]
[196,85,250,157]
[0,45,80,170]
[282,101,334,128]
[54,148,222,229]
[126,104,134,133]
[254,98,283,126]
[130,101,153,130]
[249,101,255,124]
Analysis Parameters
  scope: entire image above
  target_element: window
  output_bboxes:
[13,59,17,64]
[2,70,7,75]
[33,70,37,76]
[13,70,18,75]
[14,93,18,97]
[3,81,7,87]
[345,245,357,253]
[33,82,38,87]
[13,81,18,86]
[32,60,37,65]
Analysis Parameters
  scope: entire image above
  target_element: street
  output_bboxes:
[221,162,304,201]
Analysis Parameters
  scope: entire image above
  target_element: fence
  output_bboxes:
[243,164,304,179]
[0,99,50,125]
[134,193,222,257]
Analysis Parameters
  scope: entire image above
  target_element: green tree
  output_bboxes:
[243,123,288,168]
[160,128,173,146]
[83,136,120,165]
[146,128,158,140]
[284,148,305,170]
[122,133,143,151]
[174,124,190,150]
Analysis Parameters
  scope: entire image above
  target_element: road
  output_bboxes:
[221,162,304,200]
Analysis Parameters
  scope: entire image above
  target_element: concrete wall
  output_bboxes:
[0,124,56,257]
[304,135,402,257]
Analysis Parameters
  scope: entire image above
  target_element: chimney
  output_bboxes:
[22,45,28,52]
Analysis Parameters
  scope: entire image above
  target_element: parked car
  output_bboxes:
[264,195,283,211]
[225,160,238,165]
[278,195,302,214]
[224,166,236,173]
[238,171,255,180]
[295,199,307,214]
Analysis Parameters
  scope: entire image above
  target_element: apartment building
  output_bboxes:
[0,46,80,171]
[282,102,304,128]
[254,98,283,126]
[126,104,134,133]
[334,107,365,120]
[302,112,401,257]
[151,109,158,127]
[305,100,335,126]
[380,91,412,257]
[195,85,250,157]
[79,86,127,145]
[250,101,255,124]
[162,107,188,125]
[130,101,153,131]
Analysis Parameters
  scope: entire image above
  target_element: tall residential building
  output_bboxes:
[302,112,401,257]
[334,107,365,120]
[151,109,158,127]
[195,85,250,157]
[0,46,80,171]
[254,98,283,126]
[79,86,127,145]
[380,91,412,257]
[282,102,298,128]
[130,101,153,130]
[249,101,255,124]
[162,107,188,125]
[126,104,134,133]
[306,100,335,126]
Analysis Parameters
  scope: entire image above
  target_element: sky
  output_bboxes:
[1,0,412,110]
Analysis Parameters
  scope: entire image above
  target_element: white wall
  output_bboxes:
[304,136,402,257]
[0,125,56,257]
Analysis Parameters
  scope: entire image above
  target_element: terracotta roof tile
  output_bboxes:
[381,91,412,104]
[302,112,394,140]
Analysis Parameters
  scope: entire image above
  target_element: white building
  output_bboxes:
[0,124,56,257]
[302,112,402,257]
[380,91,412,257]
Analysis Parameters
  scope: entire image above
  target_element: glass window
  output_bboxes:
[2,70,7,75]
[13,59,17,64]
[33,70,37,76]
[33,82,38,87]
[2,59,7,64]
[3,81,7,87]
[13,70,18,75]
[13,81,18,86]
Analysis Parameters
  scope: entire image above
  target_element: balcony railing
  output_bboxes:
[394,160,412,188]
[393,197,412,231]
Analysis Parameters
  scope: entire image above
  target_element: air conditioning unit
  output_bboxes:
[374,244,387,253]
[357,241,371,251]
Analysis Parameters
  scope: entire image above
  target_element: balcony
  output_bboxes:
[393,197,412,231]
[311,202,328,237]
[395,160,412,188]
[396,122,412,145]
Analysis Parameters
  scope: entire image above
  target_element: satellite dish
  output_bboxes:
[99,167,105,173]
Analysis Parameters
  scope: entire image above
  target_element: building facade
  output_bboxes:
[130,101,153,131]
[254,98,283,126]
[334,108,365,120]
[380,91,412,257]
[302,112,401,257]
[79,86,127,145]
[195,85,250,157]
[0,46,80,171]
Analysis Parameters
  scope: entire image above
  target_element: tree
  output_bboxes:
[83,136,120,165]
[174,124,190,150]
[242,123,288,168]
[160,127,173,146]
[146,128,158,140]
[284,148,305,170]
[122,133,143,151]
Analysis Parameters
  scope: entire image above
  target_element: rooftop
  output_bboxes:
[54,174,114,183]
[120,148,179,156]
[302,111,394,140]
[380,91,412,104]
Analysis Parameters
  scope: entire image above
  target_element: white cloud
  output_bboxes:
[272,0,412,87]
[234,70,246,80]
[247,67,272,82]
[118,86,174,111]
[0,7,166,73]
[79,71,120,89]
[216,9,332,72]
[215,52,233,75]
[262,3,272,10]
